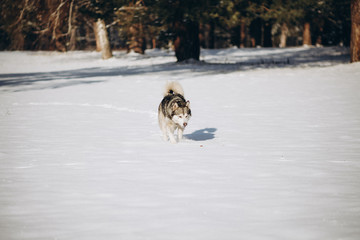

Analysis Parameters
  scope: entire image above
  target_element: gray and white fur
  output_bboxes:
[158,82,191,143]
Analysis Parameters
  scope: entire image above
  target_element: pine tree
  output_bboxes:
[115,1,150,54]
[78,0,118,59]
[296,0,341,47]
[269,0,302,47]
[211,0,252,48]
[0,0,352,52]
[153,0,219,62]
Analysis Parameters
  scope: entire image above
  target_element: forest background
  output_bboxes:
[0,0,356,62]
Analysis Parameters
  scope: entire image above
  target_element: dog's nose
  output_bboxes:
[183,123,187,127]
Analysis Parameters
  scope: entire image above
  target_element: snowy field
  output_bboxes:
[0,47,360,240]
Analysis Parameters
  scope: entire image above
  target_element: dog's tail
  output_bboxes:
[163,81,184,97]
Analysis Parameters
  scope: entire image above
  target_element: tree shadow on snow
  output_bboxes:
[0,47,350,92]
[185,128,217,141]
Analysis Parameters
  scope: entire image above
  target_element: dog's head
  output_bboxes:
[171,100,191,128]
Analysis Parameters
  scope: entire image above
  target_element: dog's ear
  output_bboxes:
[186,100,190,108]
[172,102,178,111]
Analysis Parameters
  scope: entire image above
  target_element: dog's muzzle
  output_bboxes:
[183,123,188,127]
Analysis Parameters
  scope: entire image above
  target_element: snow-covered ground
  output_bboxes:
[0,47,359,240]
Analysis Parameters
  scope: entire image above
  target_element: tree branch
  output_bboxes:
[10,0,30,28]
[52,0,67,39]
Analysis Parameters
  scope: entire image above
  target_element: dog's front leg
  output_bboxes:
[162,131,168,142]
[177,127,184,141]
[160,126,168,141]
[167,126,177,144]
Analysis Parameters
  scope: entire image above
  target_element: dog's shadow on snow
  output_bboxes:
[185,128,217,141]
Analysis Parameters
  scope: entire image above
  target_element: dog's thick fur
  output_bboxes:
[158,82,191,143]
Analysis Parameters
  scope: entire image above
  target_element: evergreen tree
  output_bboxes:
[296,0,337,46]
[115,1,159,54]
[78,0,121,59]
[268,0,302,47]
[152,0,219,62]
[0,0,352,53]
[210,0,252,48]
[327,1,351,46]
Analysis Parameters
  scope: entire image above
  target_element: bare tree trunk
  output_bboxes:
[279,22,288,48]
[128,24,146,54]
[8,0,29,50]
[303,22,311,46]
[351,0,360,62]
[95,18,112,59]
[68,27,77,50]
[240,21,246,48]
[201,22,214,49]
[93,21,101,52]
[250,38,256,47]
[261,21,264,47]
[208,21,215,49]
[10,30,25,50]
[316,22,324,47]
[67,0,76,51]
[173,20,200,62]
[316,31,323,47]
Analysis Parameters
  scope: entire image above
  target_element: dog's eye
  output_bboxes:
[179,116,182,118]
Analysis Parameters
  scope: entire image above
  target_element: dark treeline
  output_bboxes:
[0,0,353,61]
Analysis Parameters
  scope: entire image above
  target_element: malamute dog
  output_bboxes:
[158,82,191,143]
